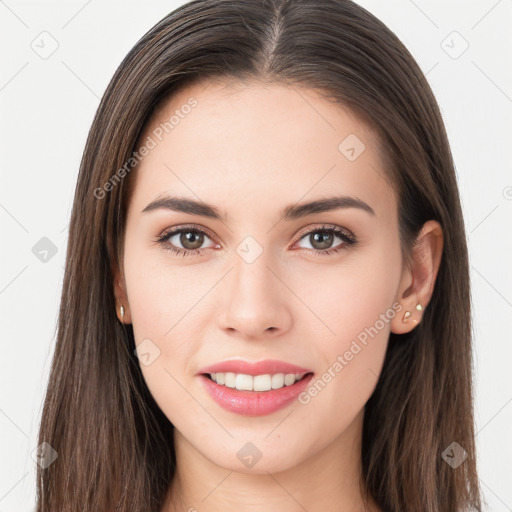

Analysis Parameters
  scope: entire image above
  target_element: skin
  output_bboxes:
[112,79,443,512]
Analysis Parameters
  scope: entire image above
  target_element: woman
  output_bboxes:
[36,0,482,510]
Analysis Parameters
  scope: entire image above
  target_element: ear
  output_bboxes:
[110,242,132,325]
[391,220,443,334]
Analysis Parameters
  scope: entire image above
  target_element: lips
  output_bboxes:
[197,359,312,376]
[197,359,314,416]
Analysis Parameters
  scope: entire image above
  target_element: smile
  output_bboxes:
[206,372,308,391]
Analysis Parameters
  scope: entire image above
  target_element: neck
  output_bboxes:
[162,410,380,512]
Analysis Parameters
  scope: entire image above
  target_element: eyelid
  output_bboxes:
[159,223,215,238]
[292,223,356,247]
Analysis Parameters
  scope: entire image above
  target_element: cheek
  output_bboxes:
[293,237,402,350]
[292,239,402,417]
[122,239,207,418]
[123,233,207,343]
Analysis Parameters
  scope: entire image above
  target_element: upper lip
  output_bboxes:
[197,359,313,376]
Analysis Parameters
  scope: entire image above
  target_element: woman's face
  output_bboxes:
[119,79,409,474]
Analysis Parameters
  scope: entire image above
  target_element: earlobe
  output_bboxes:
[115,283,132,324]
[391,220,443,334]
[113,265,132,324]
[116,296,126,323]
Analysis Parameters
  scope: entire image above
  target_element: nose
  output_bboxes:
[216,251,293,340]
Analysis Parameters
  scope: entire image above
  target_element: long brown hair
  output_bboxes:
[36,1,482,510]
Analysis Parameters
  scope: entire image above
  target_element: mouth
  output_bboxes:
[198,372,313,416]
[203,371,312,392]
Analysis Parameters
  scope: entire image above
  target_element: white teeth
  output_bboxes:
[208,372,305,391]
[224,372,236,388]
[284,373,296,386]
[235,373,253,391]
[253,374,272,391]
[271,373,284,389]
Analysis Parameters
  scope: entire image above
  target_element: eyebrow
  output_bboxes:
[141,194,375,221]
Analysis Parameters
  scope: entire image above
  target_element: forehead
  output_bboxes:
[129,79,396,221]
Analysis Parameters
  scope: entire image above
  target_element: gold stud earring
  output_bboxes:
[402,310,411,323]
[117,298,125,322]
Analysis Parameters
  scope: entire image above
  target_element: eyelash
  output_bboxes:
[155,224,357,257]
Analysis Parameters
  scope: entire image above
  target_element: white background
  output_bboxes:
[0,0,511,510]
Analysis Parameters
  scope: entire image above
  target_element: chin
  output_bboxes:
[202,438,311,475]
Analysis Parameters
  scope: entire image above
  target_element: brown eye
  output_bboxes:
[156,226,218,256]
[295,226,357,256]
[309,231,335,250]
[179,230,205,250]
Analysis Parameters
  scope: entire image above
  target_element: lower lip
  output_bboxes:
[199,373,314,416]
